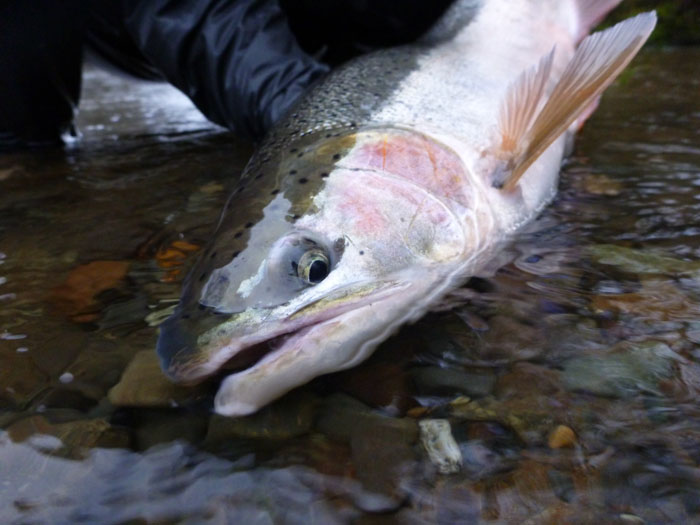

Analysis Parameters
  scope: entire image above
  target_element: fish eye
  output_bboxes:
[297,249,330,285]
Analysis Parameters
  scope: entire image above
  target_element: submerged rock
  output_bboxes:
[419,419,462,474]
[589,244,700,278]
[108,350,208,407]
[5,415,129,458]
[204,390,317,445]
[410,366,496,399]
[563,340,680,398]
[315,394,418,508]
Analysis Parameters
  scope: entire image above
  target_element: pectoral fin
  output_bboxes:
[492,11,657,191]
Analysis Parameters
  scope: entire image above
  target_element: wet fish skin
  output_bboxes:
[157,0,656,416]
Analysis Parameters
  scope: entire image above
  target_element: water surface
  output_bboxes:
[1,50,700,523]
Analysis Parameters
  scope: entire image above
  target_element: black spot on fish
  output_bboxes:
[255,173,263,180]
[320,172,329,178]
[333,154,341,160]
[290,148,298,153]
[271,189,280,195]
[297,152,304,158]
[245,222,254,228]
[298,178,308,184]
[198,273,207,282]
[289,169,297,175]
[234,231,243,239]
[359,250,365,255]
[232,250,240,258]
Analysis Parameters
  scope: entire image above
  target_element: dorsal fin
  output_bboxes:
[492,11,657,191]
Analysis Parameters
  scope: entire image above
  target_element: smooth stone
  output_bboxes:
[410,366,496,398]
[204,390,317,444]
[315,394,418,506]
[563,341,679,398]
[108,350,208,407]
[6,415,129,458]
[133,409,209,450]
[589,244,700,278]
[548,425,576,449]
[419,419,462,474]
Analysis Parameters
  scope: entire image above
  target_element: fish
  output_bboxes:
[156,0,656,416]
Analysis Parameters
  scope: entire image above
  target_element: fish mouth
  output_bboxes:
[157,279,410,385]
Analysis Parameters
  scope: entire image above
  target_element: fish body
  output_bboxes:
[157,0,656,415]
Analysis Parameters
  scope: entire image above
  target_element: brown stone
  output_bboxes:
[548,425,576,449]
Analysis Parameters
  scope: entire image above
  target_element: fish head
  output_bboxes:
[158,128,478,415]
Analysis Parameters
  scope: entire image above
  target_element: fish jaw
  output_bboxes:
[213,271,446,416]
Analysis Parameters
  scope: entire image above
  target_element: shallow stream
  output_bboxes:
[1,49,699,523]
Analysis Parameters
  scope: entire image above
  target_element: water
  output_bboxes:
[1,49,699,523]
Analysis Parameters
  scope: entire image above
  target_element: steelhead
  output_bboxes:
[157,0,656,416]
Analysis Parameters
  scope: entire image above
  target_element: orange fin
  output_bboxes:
[492,11,657,191]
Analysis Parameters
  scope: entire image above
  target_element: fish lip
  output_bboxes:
[166,279,411,384]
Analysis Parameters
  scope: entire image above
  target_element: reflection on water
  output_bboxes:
[1,50,700,523]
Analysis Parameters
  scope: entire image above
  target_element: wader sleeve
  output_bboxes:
[120,0,330,140]
[0,0,86,149]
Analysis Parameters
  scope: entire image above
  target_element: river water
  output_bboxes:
[1,49,699,524]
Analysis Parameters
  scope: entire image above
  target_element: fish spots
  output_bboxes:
[270,189,280,195]
[234,231,243,239]
[333,153,341,161]
[320,172,329,178]
[244,222,254,228]
[289,169,297,175]
[298,178,308,184]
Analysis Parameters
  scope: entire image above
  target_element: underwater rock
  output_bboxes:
[50,260,130,321]
[589,244,700,278]
[204,390,317,444]
[6,415,129,458]
[410,366,496,399]
[333,360,413,415]
[419,419,462,474]
[548,425,576,449]
[563,340,680,398]
[0,351,49,409]
[134,409,209,450]
[108,350,208,407]
[582,174,622,196]
[315,394,418,507]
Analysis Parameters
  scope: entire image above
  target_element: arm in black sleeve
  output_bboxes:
[120,0,329,140]
[0,0,85,149]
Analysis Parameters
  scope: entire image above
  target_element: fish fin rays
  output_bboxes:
[492,11,657,191]
[498,48,555,158]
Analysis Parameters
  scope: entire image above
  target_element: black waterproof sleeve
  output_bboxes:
[120,0,330,140]
[0,0,86,148]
